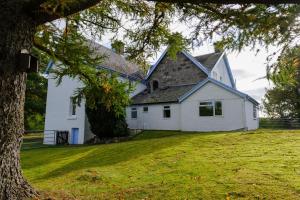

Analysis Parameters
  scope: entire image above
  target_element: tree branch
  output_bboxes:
[26,0,299,26]
[150,0,299,4]
[28,0,103,25]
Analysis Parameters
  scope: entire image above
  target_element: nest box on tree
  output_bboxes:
[17,49,39,73]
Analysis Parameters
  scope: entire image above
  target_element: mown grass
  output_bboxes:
[21,129,300,199]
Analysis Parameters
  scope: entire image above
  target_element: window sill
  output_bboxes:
[67,116,77,120]
[199,115,224,118]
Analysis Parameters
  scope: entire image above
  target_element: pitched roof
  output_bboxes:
[145,49,209,80]
[87,40,139,75]
[45,41,144,80]
[131,84,196,105]
[194,52,223,71]
[178,78,259,105]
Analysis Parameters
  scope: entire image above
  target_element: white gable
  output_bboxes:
[210,55,234,88]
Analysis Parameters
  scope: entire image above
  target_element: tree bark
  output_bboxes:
[0,2,38,199]
[0,72,37,200]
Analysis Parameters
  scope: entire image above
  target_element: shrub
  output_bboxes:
[86,102,129,139]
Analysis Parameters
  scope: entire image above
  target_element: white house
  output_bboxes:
[44,44,259,145]
[43,42,146,145]
[126,49,259,132]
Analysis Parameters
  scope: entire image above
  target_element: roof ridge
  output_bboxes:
[194,52,223,58]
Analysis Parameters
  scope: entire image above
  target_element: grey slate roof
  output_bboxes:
[132,51,224,105]
[195,52,223,71]
[87,40,140,75]
[131,84,196,105]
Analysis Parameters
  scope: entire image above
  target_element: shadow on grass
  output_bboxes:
[24,134,189,181]
[22,133,47,150]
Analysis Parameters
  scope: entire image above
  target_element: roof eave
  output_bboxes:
[181,51,209,76]
[145,48,169,80]
[178,77,259,105]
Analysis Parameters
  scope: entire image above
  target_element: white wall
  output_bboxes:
[211,57,233,87]
[44,75,86,144]
[44,74,146,144]
[126,103,181,130]
[245,100,259,130]
[180,82,246,131]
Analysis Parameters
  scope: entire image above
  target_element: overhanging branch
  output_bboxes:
[26,0,299,25]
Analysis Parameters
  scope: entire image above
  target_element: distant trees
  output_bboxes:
[24,73,47,130]
[263,46,300,119]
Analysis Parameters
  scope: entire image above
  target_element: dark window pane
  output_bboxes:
[163,106,171,118]
[70,98,76,116]
[164,110,171,118]
[153,80,159,90]
[143,107,148,112]
[253,105,257,119]
[131,108,137,119]
[215,101,222,116]
[199,103,213,116]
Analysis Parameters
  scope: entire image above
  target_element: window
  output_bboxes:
[131,108,137,119]
[152,80,159,90]
[199,102,214,116]
[199,101,223,116]
[220,76,223,82]
[143,107,148,112]
[253,105,257,119]
[70,98,76,116]
[163,106,171,118]
[213,71,218,79]
[215,101,223,116]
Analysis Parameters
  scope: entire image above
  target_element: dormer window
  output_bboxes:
[152,80,159,91]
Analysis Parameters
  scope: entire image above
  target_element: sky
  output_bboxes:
[191,46,275,104]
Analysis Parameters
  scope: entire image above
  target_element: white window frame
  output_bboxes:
[253,105,257,120]
[163,105,171,119]
[214,101,223,116]
[199,100,223,117]
[131,107,137,119]
[69,97,76,117]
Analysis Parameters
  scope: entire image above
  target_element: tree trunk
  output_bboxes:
[0,2,38,198]
[0,71,37,200]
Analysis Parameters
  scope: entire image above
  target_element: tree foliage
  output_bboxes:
[263,46,300,119]
[32,2,300,89]
[86,102,129,139]
[24,73,47,130]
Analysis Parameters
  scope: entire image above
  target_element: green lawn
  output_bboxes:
[21,129,300,200]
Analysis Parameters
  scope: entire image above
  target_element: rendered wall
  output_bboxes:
[126,103,181,130]
[44,74,146,144]
[245,100,259,130]
[211,57,233,87]
[180,82,246,131]
[44,75,86,144]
